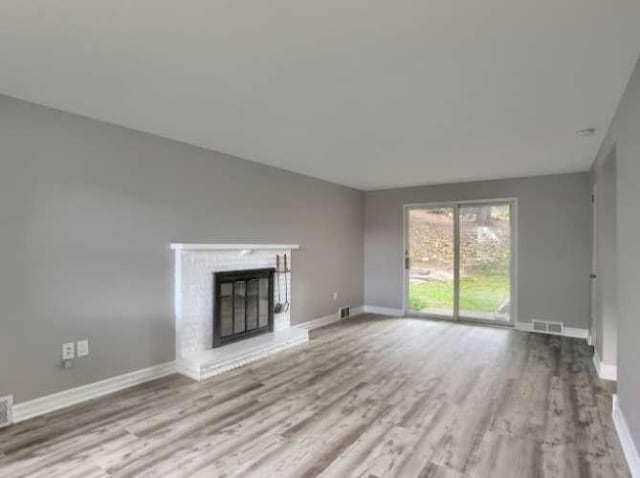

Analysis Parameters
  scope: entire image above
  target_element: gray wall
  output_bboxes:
[364,173,592,329]
[0,94,365,403]
[590,146,618,367]
[593,55,640,451]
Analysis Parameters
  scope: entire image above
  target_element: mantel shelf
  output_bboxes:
[171,243,300,251]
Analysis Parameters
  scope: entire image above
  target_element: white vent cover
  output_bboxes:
[0,395,13,428]
[531,320,564,335]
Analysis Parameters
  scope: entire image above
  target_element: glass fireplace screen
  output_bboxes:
[213,268,274,347]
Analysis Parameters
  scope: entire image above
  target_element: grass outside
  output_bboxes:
[409,272,509,313]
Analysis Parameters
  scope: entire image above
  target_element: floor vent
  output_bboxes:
[532,320,564,335]
[0,395,13,428]
[339,306,351,319]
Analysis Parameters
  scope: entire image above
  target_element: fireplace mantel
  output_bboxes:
[171,243,300,251]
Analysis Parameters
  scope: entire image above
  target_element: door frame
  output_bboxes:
[402,198,518,326]
[590,184,597,346]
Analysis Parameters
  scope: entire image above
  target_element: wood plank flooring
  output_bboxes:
[0,315,630,477]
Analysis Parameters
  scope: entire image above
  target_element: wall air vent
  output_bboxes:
[533,321,547,332]
[531,320,564,335]
[339,306,351,319]
[547,322,563,334]
[0,395,13,428]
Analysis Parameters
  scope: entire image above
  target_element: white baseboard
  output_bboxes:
[12,362,176,423]
[363,305,404,316]
[600,363,618,381]
[613,394,640,477]
[592,350,617,381]
[514,322,590,341]
[351,306,365,316]
[513,321,532,333]
[295,306,366,331]
[294,314,340,331]
[564,326,590,340]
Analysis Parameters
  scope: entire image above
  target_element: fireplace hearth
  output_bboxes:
[213,268,275,347]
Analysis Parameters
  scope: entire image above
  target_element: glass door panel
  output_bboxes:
[407,207,455,317]
[458,204,512,322]
[233,281,246,333]
[246,279,259,331]
[258,277,270,328]
[219,283,234,338]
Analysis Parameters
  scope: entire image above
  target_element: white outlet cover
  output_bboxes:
[62,342,75,360]
[77,339,89,357]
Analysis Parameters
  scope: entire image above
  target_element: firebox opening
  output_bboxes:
[213,268,275,347]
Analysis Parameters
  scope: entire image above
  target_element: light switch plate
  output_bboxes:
[77,339,89,357]
[62,342,75,360]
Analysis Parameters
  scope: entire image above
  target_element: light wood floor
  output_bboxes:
[0,315,630,478]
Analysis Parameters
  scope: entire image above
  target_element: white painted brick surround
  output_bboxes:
[174,247,294,360]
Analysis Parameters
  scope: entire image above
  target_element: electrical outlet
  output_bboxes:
[77,339,89,357]
[62,342,75,360]
[332,292,338,301]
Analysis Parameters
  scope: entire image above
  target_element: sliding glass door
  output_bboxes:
[405,200,515,324]
[406,207,455,318]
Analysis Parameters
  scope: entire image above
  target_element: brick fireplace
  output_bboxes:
[171,244,308,381]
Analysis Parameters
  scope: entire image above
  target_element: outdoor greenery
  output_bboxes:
[408,205,511,316]
[409,272,509,313]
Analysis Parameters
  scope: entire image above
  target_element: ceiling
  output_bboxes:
[1,0,639,190]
